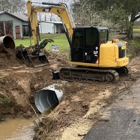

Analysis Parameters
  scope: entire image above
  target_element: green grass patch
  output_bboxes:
[127,40,140,47]
[127,39,140,59]
[133,28,140,33]
[14,33,69,53]
[0,95,11,105]
[0,95,12,113]
[126,53,132,58]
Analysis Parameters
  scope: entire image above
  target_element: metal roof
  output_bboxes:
[0,11,28,22]
[9,13,28,22]
[0,11,63,24]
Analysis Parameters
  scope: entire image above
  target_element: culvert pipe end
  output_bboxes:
[0,36,15,50]
[35,84,63,113]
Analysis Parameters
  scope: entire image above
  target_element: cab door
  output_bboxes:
[84,28,99,63]
[71,30,84,62]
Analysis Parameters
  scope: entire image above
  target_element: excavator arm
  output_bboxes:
[17,0,75,67]
[26,0,75,46]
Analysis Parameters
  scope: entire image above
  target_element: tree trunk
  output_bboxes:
[127,21,134,39]
[127,27,133,39]
[127,26,133,39]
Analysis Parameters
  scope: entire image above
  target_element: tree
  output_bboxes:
[95,0,140,39]
[72,0,140,39]
[71,1,103,26]
[0,0,26,13]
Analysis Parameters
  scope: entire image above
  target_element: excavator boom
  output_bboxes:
[16,0,76,67]
[26,0,75,46]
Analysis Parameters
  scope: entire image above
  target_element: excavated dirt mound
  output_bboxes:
[0,46,68,70]
[0,48,23,69]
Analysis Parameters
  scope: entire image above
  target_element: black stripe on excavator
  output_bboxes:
[42,2,61,6]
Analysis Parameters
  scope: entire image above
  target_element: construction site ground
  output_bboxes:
[0,45,140,140]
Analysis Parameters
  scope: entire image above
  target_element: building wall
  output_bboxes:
[39,22,54,33]
[0,13,23,39]
[39,22,64,34]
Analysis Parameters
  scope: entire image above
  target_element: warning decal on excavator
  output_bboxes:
[121,46,125,50]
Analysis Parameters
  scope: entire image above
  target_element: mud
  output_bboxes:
[0,118,35,140]
[0,43,140,140]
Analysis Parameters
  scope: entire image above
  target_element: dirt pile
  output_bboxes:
[46,50,69,66]
[0,48,23,69]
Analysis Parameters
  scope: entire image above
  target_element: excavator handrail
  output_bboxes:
[26,0,75,47]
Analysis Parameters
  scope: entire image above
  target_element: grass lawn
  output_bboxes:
[14,33,69,53]
[133,28,140,33]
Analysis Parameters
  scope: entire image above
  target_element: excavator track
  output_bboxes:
[115,66,130,76]
[59,67,119,82]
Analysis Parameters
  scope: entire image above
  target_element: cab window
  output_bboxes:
[86,28,98,48]
[100,29,108,44]
[73,31,83,48]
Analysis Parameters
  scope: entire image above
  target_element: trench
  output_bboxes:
[0,84,63,140]
[0,118,36,140]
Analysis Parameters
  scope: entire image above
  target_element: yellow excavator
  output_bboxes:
[24,0,129,82]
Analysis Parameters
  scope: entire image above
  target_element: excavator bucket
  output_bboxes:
[16,46,49,67]
[16,39,54,67]
[27,52,49,68]
[0,36,15,53]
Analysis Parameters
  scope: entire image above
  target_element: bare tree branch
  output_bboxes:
[0,0,26,13]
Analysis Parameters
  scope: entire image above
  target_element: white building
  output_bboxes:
[39,21,64,34]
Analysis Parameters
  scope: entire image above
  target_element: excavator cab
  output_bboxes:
[70,26,128,70]
[71,26,108,63]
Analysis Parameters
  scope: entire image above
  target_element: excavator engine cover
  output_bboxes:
[0,36,15,53]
